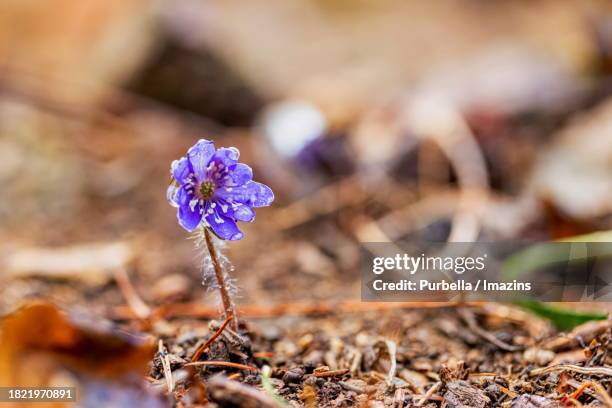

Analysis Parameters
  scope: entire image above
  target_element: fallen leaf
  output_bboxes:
[4,241,134,286]
[444,380,490,408]
[511,394,562,408]
[0,301,162,408]
[517,301,607,331]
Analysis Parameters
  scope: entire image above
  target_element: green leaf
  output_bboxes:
[516,300,607,331]
[501,242,572,281]
[502,231,612,329]
[501,230,612,280]
[557,230,612,242]
[261,366,289,407]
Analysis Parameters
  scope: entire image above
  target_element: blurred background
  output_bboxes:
[2,0,612,313]
[4,2,612,406]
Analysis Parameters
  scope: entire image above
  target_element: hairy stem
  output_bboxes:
[204,228,238,331]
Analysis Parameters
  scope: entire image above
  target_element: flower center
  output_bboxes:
[199,180,215,199]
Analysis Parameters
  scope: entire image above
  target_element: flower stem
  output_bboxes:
[203,228,238,331]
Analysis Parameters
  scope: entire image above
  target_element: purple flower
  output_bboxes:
[167,139,274,240]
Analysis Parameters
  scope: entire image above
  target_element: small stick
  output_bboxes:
[529,364,612,378]
[204,228,238,331]
[415,381,441,407]
[207,375,282,408]
[590,381,612,408]
[458,308,521,351]
[498,385,517,399]
[313,369,349,378]
[254,352,275,359]
[339,381,366,394]
[563,381,612,408]
[468,372,502,378]
[568,382,591,401]
[113,268,151,320]
[350,350,362,375]
[385,340,398,386]
[184,361,259,372]
[112,300,471,320]
[393,388,406,408]
[566,379,598,399]
[158,340,174,393]
[191,315,233,362]
[382,317,402,386]
[541,319,611,351]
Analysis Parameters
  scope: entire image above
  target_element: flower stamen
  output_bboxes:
[199,180,215,199]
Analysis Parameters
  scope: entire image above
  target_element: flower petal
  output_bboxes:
[167,182,181,207]
[176,189,203,231]
[225,163,252,187]
[204,209,243,240]
[171,157,191,185]
[213,199,255,222]
[232,203,255,222]
[212,147,240,168]
[187,139,215,180]
[217,181,274,208]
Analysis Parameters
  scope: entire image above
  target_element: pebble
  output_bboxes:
[282,367,304,384]
[523,347,555,366]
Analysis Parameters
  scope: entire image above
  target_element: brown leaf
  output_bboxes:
[511,394,562,408]
[443,380,490,408]
[0,301,161,408]
[4,242,134,286]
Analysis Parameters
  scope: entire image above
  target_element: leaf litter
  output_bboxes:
[1,2,612,406]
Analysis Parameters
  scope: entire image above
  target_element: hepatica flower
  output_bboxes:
[168,139,274,240]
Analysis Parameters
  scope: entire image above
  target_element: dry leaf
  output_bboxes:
[0,302,161,408]
[4,242,134,286]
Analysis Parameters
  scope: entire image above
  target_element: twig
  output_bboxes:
[273,176,370,231]
[566,378,598,399]
[113,300,471,320]
[112,268,151,320]
[567,382,591,401]
[207,375,283,408]
[590,381,612,408]
[406,97,489,243]
[498,385,517,399]
[542,319,611,351]
[458,308,521,351]
[382,316,402,386]
[564,380,612,408]
[254,352,275,359]
[356,190,459,242]
[158,340,174,393]
[314,369,349,378]
[529,364,612,378]
[339,381,366,394]
[415,381,441,407]
[191,315,233,362]
[204,228,238,331]
[350,350,362,375]
[184,361,259,372]
[385,340,398,386]
[227,373,242,381]
[393,388,406,408]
